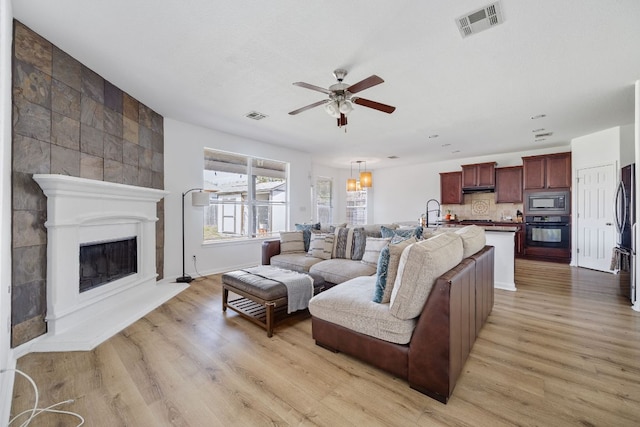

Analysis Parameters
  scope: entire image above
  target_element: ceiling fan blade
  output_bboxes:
[346,75,384,94]
[352,97,396,114]
[292,82,332,95]
[288,99,329,115]
[337,113,348,127]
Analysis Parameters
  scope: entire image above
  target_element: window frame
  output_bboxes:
[203,148,289,242]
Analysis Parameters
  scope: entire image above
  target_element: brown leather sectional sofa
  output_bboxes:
[261,229,495,403]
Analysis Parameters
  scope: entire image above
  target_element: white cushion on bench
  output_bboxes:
[308,276,416,344]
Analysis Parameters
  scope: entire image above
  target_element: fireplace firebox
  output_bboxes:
[79,237,138,293]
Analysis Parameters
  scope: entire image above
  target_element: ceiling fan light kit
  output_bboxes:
[290,69,395,128]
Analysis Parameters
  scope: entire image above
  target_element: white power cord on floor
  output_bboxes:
[1,368,84,426]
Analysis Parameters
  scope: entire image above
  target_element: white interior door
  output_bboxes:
[576,164,616,271]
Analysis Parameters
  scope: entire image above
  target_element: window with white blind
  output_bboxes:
[203,149,289,241]
[346,189,367,225]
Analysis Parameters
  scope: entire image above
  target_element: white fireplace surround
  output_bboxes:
[30,174,187,352]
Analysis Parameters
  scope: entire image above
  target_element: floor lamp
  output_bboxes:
[177,188,211,283]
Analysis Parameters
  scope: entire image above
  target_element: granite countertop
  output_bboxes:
[427,223,520,232]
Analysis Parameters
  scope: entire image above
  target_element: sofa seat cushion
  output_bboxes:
[309,259,376,284]
[309,276,416,344]
[270,253,323,273]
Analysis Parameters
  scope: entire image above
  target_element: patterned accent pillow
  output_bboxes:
[351,227,367,261]
[381,236,417,303]
[307,233,334,260]
[361,237,391,267]
[333,227,354,259]
[381,225,423,240]
[295,222,321,252]
[373,246,391,303]
[280,231,305,254]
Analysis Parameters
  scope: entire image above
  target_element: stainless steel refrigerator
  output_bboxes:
[614,163,636,303]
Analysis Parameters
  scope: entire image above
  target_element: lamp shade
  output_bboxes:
[360,171,373,188]
[325,101,340,118]
[339,100,353,115]
[346,178,357,192]
[191,191,211,206]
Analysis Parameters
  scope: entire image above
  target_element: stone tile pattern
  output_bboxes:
[11,21,165,346]
[441,192,524,222]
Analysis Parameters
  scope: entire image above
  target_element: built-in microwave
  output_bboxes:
[524,190,570,215]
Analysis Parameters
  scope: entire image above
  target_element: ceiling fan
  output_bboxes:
[288,69,396,127]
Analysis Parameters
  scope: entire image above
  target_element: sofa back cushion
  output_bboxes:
[389,232,463,320]
[279,231,305,254]
[454,225,486,258]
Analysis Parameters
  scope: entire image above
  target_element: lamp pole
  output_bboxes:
[177,188,207,283]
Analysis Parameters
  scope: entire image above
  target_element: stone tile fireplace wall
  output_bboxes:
[11,21,165,346]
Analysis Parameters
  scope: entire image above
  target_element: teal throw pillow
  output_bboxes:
[295,222,321,252]
[373,246,391,303]
[381,225,423,240]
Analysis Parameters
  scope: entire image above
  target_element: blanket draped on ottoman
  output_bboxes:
[242,266,314,313]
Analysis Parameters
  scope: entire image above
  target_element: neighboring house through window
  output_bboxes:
[203,149,288,241]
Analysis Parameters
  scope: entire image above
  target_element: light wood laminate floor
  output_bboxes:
[10,260,640,426]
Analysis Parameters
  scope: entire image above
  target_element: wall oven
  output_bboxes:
[524,190,570,215]
[525,215,571,249]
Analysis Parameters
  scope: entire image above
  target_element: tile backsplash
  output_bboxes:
[442,192,523,221]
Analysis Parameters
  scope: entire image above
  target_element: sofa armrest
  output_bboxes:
[408,258,476,404]
[261,239,281,265]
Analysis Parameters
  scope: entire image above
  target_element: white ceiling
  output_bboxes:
[12,0,640,170]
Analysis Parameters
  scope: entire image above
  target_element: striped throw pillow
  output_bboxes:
[279,231,305,254]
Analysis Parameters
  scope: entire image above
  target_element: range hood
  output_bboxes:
[462,186,495,194]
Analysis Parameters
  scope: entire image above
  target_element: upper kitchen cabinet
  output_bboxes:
[495,166,523,203]
[440,171,463,204]
[461,162,496,191]
[522,152,571,190]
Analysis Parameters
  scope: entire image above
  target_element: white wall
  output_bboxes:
[0,0,14,422]
[310,163,340,223]
[620,124,635,167]
[571,127,623,171]
[163,119,313,278]
[368,146,571,224]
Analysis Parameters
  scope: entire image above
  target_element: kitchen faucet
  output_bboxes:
[425,199,441,228]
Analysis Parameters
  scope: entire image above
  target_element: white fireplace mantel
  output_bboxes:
[30,174,186,352]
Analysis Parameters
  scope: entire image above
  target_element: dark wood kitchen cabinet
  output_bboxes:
[522,152,571,190]
[440,171,463,204]
[495,166,523,203]
[461,162,496,190]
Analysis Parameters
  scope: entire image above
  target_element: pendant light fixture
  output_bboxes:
[359,161,372,188]
[346,160,373,191]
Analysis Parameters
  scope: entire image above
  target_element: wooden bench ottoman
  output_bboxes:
[222,268,325,337]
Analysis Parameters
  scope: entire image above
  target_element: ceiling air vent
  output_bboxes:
[535,132,553,138]
[245,111,268,120]
[456,1,504,38]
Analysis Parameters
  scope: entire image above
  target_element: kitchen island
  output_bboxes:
[433,224,518,291]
